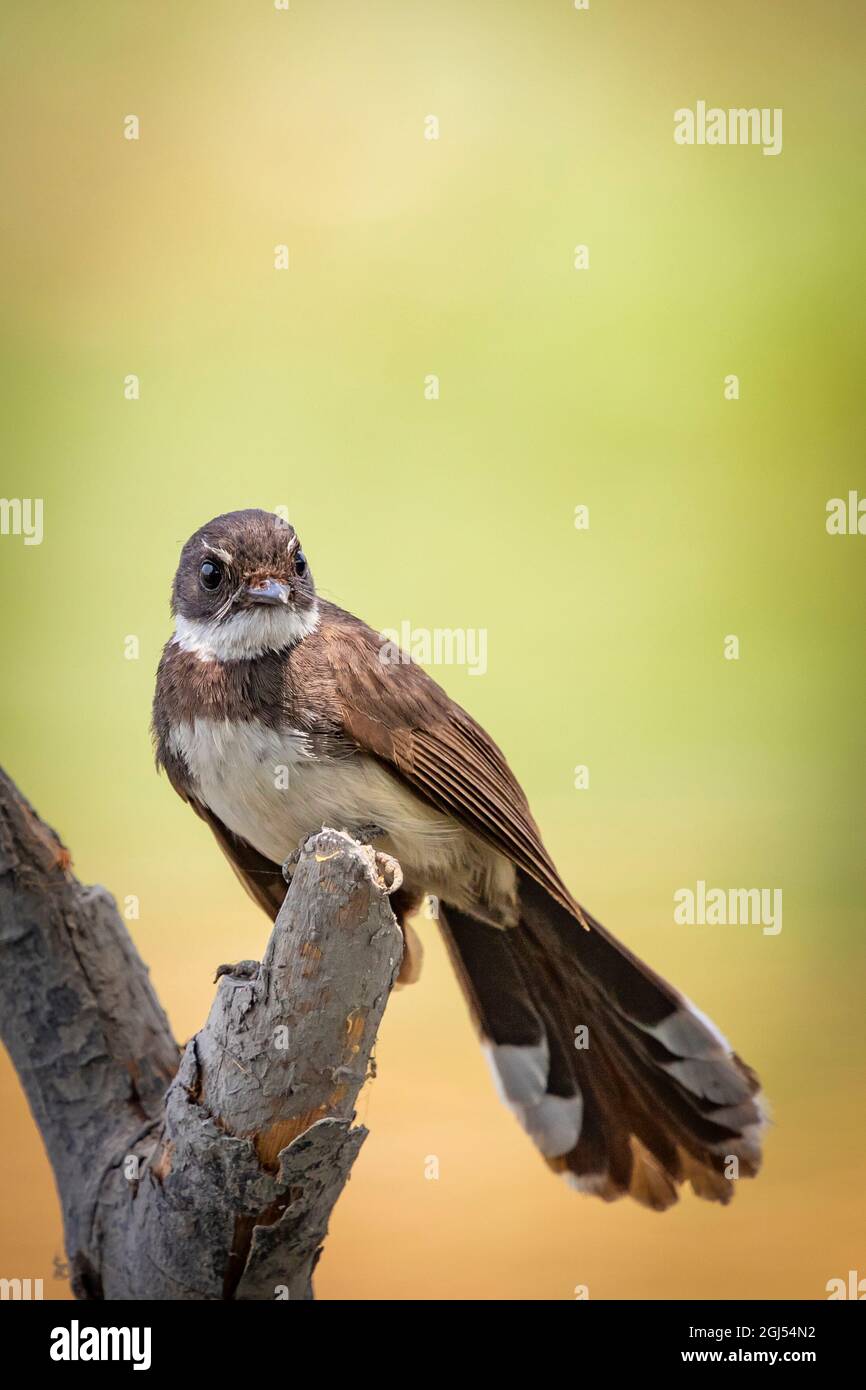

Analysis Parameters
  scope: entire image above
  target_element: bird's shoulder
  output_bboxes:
[296,600,575,912]
[291,599,456,731]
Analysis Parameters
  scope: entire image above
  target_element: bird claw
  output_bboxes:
[339,824,401,891]
[214,959,259,983]
[373,850,403,896]
[282,825,391,887]
[281,848,301,884]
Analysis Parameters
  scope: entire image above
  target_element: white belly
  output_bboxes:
[167,715,517,920]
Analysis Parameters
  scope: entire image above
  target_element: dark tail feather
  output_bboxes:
[439,873,767,1209]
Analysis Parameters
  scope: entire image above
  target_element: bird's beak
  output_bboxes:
[242,577,291,606]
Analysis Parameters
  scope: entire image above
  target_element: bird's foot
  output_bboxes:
[214,959,259,984]
[281,825,334,882]
[339,823,400,891]
[372,850,403,895]
[281,847,302,884]
[282,825,392,888]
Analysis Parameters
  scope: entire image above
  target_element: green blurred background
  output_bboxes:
[1,0,864,1299]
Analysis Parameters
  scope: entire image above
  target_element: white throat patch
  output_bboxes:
[172,602,320,662]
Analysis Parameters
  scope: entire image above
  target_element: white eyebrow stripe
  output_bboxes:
[202,540,233,564]
[286,533,299,556]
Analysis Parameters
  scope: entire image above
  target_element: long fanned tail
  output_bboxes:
[439,871,767,1209]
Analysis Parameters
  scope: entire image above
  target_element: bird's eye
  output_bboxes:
[199,560,223,590]
[295,550,307,576]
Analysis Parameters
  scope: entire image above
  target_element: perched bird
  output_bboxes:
[153,509,766,1208]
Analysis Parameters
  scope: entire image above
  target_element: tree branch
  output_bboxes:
[0,767,403,1300]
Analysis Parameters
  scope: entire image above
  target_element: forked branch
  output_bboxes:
[0,767,402,1300]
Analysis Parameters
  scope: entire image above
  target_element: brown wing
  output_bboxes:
[158,744,286,920]
[314,607,581,920]
[190,799,287,920]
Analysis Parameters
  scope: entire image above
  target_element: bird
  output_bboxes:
[152,508,766,1209]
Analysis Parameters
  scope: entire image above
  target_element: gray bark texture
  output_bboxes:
[0,766,403,1300]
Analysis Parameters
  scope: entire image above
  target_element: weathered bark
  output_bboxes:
[0,767,403,1299]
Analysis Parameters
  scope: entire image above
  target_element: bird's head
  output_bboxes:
[170,509,318,661]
